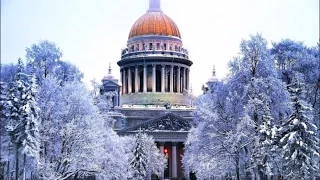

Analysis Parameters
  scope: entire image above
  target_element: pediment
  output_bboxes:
[102,80,120,87]
[122,113,192,132]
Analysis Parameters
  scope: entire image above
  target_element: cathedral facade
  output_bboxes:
[101,0,195,179]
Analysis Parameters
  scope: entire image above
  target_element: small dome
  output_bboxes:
[103,63,116,80]
[128,11,181,39]
[207,65,218,83]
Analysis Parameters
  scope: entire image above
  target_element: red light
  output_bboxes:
[164,149,168,153]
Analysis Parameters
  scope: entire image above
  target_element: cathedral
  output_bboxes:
[100,0,215,179]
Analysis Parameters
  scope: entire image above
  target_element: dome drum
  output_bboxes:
[117,56,192,67]
[126,37,183,54]
[120,48,189,61]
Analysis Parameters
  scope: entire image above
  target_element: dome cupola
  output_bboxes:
[128,0,181,39]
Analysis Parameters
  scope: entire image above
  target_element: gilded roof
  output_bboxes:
[128,12,181,39]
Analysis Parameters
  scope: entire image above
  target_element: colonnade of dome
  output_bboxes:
[120,63,190,95]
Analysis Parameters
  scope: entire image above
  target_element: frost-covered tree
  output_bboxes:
[26,40,83,85]
[228,34,291,179]
[14,74,40,180]
[129,131,166,180]
[6,58,27,180]
[0,63,18,84]
[277,78,320,179]
[36,80,100,179]
[184,34,291,180]
[98,127,131,180]
[6,59,40,180]
[184,83,248,179]
[143,134,167,177]
[0,81,9,179]
[36,78,129,180]
[130,131,148,180]
[271,39,320,136]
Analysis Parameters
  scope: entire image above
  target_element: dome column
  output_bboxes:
[143,64,147,92]
[182,67,186,92]
[177,66,181,93]
[170,65,174,93]
[135,65,139,93]
[120,70,123,95]
[161,64,165,92]
[186,68,190,91]
[152,64,156,92]
[122,69,127,94]
[128,67,132,94]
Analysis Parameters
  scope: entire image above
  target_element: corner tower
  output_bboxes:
[117,0,193,106]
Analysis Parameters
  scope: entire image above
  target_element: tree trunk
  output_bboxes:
[15,147,19,180]
[236,155,240,180]
[22,154,26,180]
[0,126,2,162]
[258,164,267,180]
[7,160,10,180]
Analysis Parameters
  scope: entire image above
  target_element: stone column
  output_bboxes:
[172,142,177,178]
[152,64,156,92]
[135,65,139,93]
[183,67,186,92]
[186,68,189,91]
[118,90,120,106]
[122,68,126,94]
[177,66,181,93]
[160,142,165,179]
[170,65,174,93]
[114,92,118,107]
[120,70,123,95]
[128,67,132,94]
[161,65,165,92]
[143,65,147,92]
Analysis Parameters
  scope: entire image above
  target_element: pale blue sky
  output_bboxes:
[1,0,319,95]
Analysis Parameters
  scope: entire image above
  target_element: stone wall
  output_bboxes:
[120,92,192,106]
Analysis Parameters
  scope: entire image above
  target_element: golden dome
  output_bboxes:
[128,11,181,39]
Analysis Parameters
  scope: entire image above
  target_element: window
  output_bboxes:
[156,43,160,50]
[149,43,153,50]
[163,43,167,50]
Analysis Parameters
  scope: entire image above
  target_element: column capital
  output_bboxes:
[159,142,165,146]
[172,142,178,146]
[152,64,157,67]
[161,64,166,68]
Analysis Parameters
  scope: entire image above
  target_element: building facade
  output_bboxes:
[101,0,195,179]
